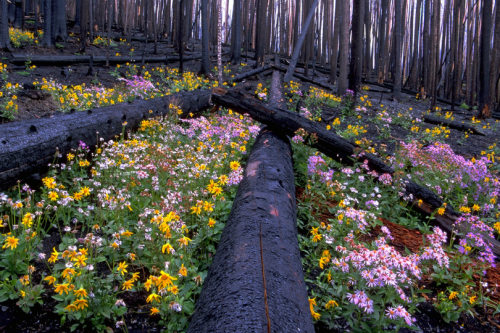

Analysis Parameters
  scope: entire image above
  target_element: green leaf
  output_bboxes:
[52,294,66,301]
[418,289,432,293]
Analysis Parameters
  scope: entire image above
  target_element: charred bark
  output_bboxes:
[232,64,273,82]
[188,70,314,333]
[283,0,320,83]
[11,54,221,66]
[478,0,493,118]
[211,88,500,257]
[0,90,212,191]
[422,115,486,135]
[0,0,11,50]
[272,64,334,91]
[198,0,211,76]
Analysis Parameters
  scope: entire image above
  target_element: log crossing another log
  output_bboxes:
[422,115,486,136]
[211,88,500,258]
[0,89,211,191]
[272,64,335,91]
[188,70,314,332]
[231,64,272,83]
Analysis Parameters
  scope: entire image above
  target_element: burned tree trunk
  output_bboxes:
[230,0,242,64]
[478,0,493,118]
[337,0,350,95]
[11,54,220,66]
[14,0,23,29]
[422,115,486,135]
[283,0,320,83]
[189,70,314,333]
[211,88,500,257]
[0,90,212,191]
[198,0,211,76]
[0,0,11,50]
[232,64,273,82]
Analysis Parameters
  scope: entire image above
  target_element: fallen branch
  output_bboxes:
[0,89,211,191]
[211,88,500,257]
[423,115,486,135]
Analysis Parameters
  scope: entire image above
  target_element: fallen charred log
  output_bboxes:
[211,88,500,257]
[231,64,272,82]
[422,115,485,136]
[362,79,463,107]
[10,53,221,66]
[187,128,314,333]
[189,69,313,333]
[0,89,211,191]
[271,64,334,91]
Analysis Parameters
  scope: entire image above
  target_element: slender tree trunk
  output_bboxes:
[231,0,242,63]
[329,0,340,83]
[364,0,372,80]
[337,0,350,95]
[349,0,364,95]
[41,0,54,47]
[217,0,222,86]
[54,0,67,41]
[430,0,440,108]
[199,0,210,75]
[179,0,184,73]
[393,0,403,100]
[490,0,500,111]
[14,0,23,29]
[478,0,493,117]
[284,0,319,82]
[0,0,11,50]
[377,0,388,83]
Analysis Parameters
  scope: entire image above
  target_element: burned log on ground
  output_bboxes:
[362,79,463,107]
[211,88,500,257]
[188,71,314,333]
[0,89,211,191]
[10,53,222,66]
[231,64,272,82]
[423,115,486,136]
[272,65,334,91]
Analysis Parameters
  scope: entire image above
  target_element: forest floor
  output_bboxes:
[1,25,500,333]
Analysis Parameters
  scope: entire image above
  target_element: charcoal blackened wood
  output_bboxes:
[188,70,314,333]
[232,64,272,82]
[0,90,211,191]
[422,115,486,135]
[10,53,221,66]
[272,64,334,91]
[211,88,500,257]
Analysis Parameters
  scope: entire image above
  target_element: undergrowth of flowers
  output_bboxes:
[287,85,500,331]
[0,108,260,331]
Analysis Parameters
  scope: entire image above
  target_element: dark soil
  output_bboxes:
[299,187,500,333]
